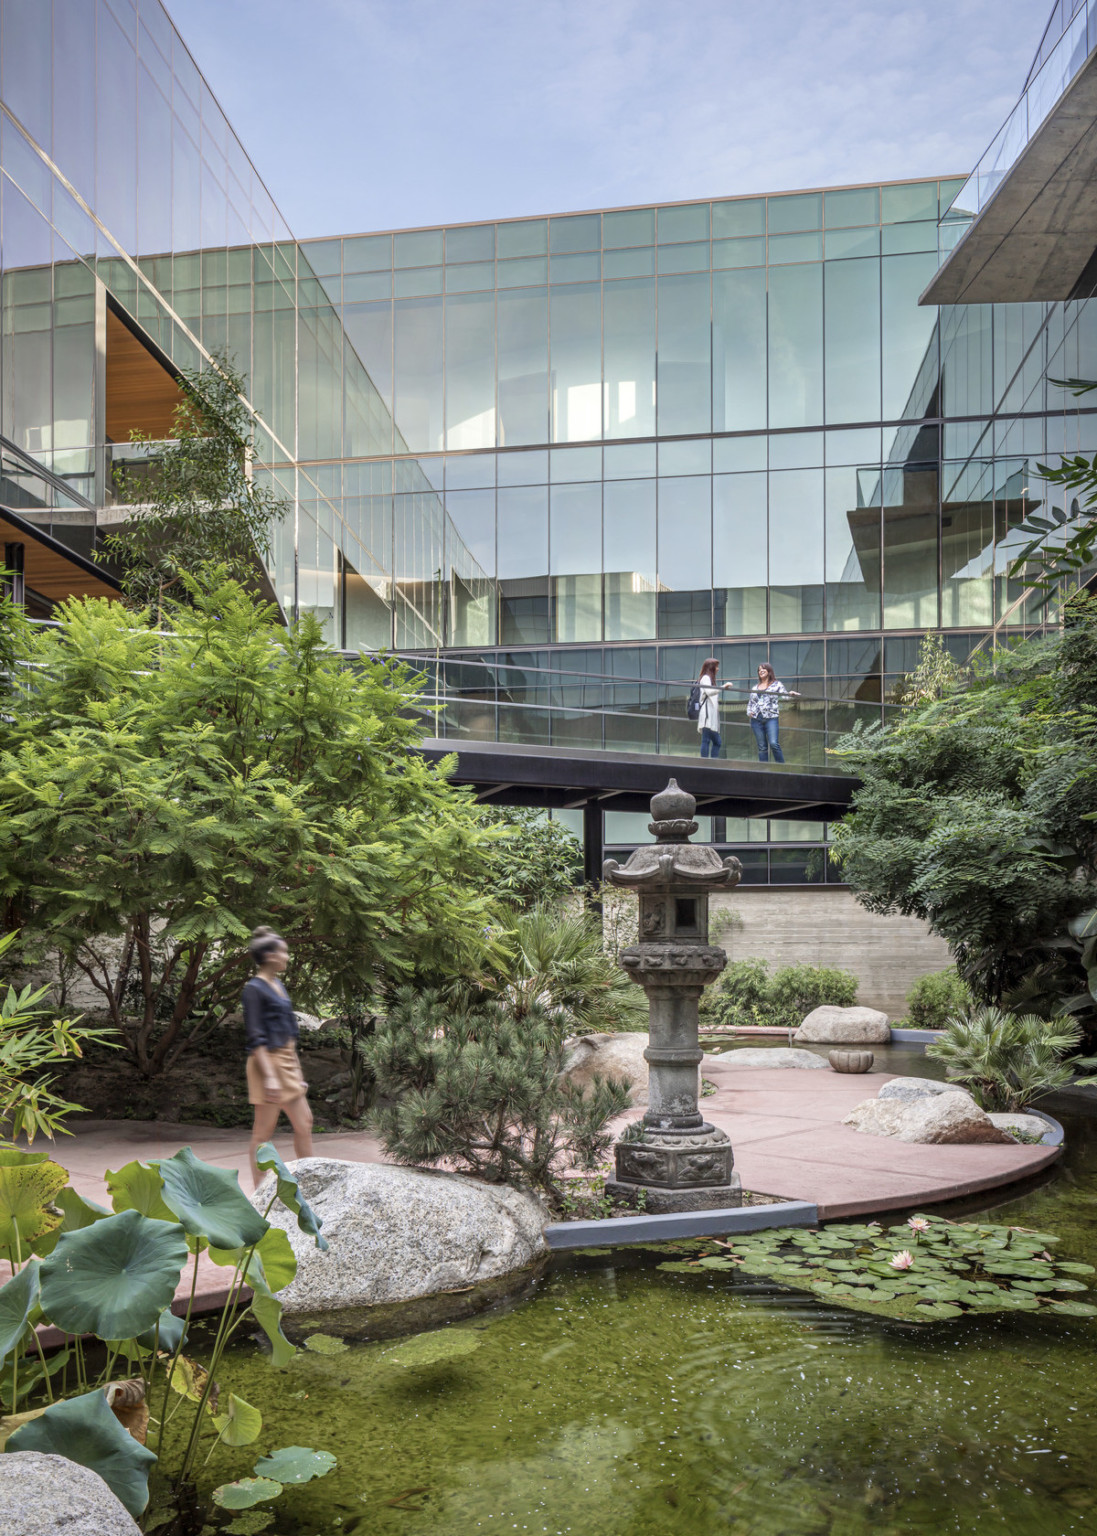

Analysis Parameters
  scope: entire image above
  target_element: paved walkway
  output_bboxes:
[36,1062,1058,1318]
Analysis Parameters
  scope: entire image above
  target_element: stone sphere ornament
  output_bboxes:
[829,1049,875,1074]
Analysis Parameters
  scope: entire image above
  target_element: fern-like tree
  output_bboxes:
[0,570,505,1076]
[830,605,1097,1026]
[101,349,288,618]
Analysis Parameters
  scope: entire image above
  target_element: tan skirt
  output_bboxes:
[247,1043,308,1107]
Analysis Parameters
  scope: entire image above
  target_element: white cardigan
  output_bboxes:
[697,681,721,733]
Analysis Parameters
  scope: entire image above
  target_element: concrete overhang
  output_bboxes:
[923,44,1097,305]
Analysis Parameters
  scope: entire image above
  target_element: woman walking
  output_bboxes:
[696,657,733,758]
[747,663,799,764]
[243,926,313,1188]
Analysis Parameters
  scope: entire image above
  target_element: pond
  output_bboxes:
[202,1086,1097,1535]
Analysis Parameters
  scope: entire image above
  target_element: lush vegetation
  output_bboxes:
[656,1214,1096,1322]
[706,957,858,1029]
[902,968,972,1031]
[831,605,1097,1032]
[0,571,505,1078]
[0,1141,331,1522]
[477,807,581,910]
[926,1007,1084,1113]
[102,351,288,619]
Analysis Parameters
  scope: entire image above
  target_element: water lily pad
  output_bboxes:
[571,1247,613,1257]
[225,1515,274,1535]
[253,1446,337,1485]
[1056,1262,1096,1275]
[212,1478,283,1509]
[1048,1299,1097,1317]
[384,1330,482,1367]
[657,1261,699,1273]
[303,1332,349,1355]
[914,1302,963,1319]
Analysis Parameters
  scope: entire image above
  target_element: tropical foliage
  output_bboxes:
[655,1214,1096,1322]
[707,957,858,1029]
[477,807,581,910]
[102,350,289,618]
[0,1142,332,1521]
[0,932,114,1144]
[1005,379,1097,597]
[925,1007,1083,1112]
[495,903,645,1033]
[903,968,972,1031]
[830,607,1097,1026]
[0,570,505,1076]
[364,986,631,1204]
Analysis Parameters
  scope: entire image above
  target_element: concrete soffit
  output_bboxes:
[922,46,1097,306]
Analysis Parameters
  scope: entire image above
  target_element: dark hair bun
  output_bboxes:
[249,927,285,963]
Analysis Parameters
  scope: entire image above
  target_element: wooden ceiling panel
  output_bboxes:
[105,310,186,442]
[1,513,120,603]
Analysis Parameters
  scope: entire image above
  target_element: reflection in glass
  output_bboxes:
[768,469,824,632]
[824,257,880,424]
[658,475,711,638]
[498,287,548,446]
[445,292,495,450]
[551,480,602,643]
[714,472,767,635]
[713,268,766,432]
[883,463,939,628]
[768,264,823,429]
[498,485,549,643]
[657,273,711,436]
[550,284,601,442]
[826,466,881,630]
[393,296,444,451]
[882,254,939,419]
[603,279,654,439]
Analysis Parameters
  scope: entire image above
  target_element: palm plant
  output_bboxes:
[500,903,646,1034]
[926,1007,1082,1112]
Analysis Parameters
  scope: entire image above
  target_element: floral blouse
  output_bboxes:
[747,682,789,720]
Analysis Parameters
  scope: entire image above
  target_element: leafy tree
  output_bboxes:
[0,570,505,1076]
[364,987,631,1204]
[926,1008,1082,1113]
[1007,379,1097,597]
[476,806,581,909]
[0,580,29,698]
[891,631,966,706]
[830,607,1097,1023]
[101,350,288,617]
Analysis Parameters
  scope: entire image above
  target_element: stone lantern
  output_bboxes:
[603,779,743,1212]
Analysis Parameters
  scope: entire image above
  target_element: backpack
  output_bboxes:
[686,683,702,721]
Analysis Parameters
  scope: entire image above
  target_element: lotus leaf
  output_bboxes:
[106,1161,177,1225]
[0,1259,38,1363]
[254,1142,328,1251]
[304,1332,349,1355]
[8,1387,157,1516]
[1049,1299,1097,1316]
[0,1154,68,1262]
[210,1227,297,1293]
[253,1445,337,1484]
[213,1393,263,1447]
[166,1355,210,1405]
[40,1209,188,1340]
[135,1307,188,1353]
[246,1268,295,1367]
[158,1148,268,1251]
[0,1404,46,1450]
[32,1188,112,1259]
[384,1330,482,1367]
[212,1477,284,1509]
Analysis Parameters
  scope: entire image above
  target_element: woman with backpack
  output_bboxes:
[747,662,800,763]
[694,657,732,757]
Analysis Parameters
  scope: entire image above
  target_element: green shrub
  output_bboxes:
[709,958,859,1028]
[905,968,971,1030]
[926,1007,1081,1112]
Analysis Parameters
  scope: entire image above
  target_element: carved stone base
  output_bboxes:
[604,1174,743,1214]
[613,1124,734,1189]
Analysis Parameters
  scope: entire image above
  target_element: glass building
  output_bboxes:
[2,0,1096,837]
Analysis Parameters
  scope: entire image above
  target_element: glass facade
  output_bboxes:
[2,0,1095,780]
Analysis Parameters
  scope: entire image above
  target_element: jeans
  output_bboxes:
[700,727,721,758]
[750,715,785,763]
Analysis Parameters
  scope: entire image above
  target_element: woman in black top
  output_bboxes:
[244,926,313,1188]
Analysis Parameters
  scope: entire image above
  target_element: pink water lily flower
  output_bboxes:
[907,1217,931,1234]
[890,1250,915,1270]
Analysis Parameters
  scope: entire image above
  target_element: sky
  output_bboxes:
[167,0,1053,239]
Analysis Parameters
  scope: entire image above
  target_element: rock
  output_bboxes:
[988,1112,1050,1143]
[561,1032,651,1105]
[0,1452,140,1534]
[795,1006,891,1044]
[252,1158,548,1314]
[294,1010,324,1033]
[708,1047,828,1070]
[878,1076,973,1103]
[843,1091,1012,1144]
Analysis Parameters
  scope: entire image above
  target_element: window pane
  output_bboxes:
[768,263,823,429]
[96,6,137,252]
[498,286,548,446]
[604,278,654,439]
[604,248,655,279]
[826,465,881,630]
[550,214,601,253]
[768,193,822,232]
[393,296,443,452]
[656,273,711,435]
[497,219,548,258]
[883,464,939,627]
[882,254,939,419]
[658,203,709,242]
[713,199,765,237]
[768,232,822,263]
[446,224,494,262]
[825,227,881,259]
[713,236,766,268]
[658,476,711,638]
[768,469,824,632]
[941,460,994,627]
[550,283,601,442]
[394,229,443,267]
[343,234,392,273]
[881,182,938,223]
[713,267,767,432]
[4,0,51,152]
[53,0,96,204]
[824,187,879,227]
[551,481,602,641]
[824,256,881,424]
[445,292,495,450]
[603,208,654,247]
[604,479,656,640]
[498,485,549,643]
[714,472,767,636]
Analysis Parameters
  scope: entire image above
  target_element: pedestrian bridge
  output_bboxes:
[417,737,857,885]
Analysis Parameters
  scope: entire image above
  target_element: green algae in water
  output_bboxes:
[190,1113,1097,1536]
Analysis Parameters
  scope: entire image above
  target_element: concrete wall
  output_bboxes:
[710,887,952,1019]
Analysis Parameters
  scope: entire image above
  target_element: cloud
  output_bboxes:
[169,0,1050,235]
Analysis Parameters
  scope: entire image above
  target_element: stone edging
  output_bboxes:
[543,1199,817,1250]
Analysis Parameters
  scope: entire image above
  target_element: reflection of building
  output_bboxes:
[1,1,1095,796]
